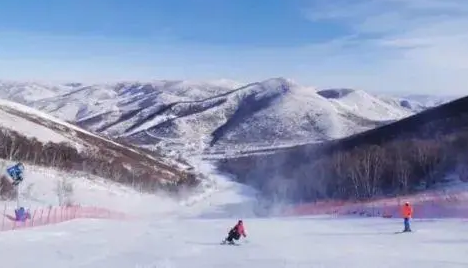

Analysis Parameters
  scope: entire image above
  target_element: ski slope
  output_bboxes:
[1,215,468,267]
[1,161,468,267]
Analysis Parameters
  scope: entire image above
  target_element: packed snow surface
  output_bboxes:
[1,217,468,267]
[1,161,468,267]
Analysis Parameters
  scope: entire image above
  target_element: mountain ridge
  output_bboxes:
[0,78,458,157]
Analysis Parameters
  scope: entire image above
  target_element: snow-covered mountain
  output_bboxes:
[0,78,455,156]
[401,94,457,108]
[0,81,74,103]
[0,98,196,189]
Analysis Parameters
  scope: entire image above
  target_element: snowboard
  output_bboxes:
[220,240,240,246]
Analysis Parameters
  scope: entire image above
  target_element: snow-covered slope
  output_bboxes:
[316,88,412,121]
[402,94,457,108]
[0,98,197,188]
[0,81,75,103]
[0,160,180,216]
[3,215,468,267]
[1,159,468,267]
[0,98,161,156]
[29,80,238,122]
[0,98,93,151]
[0,155,257,218]
[0,104,79,148]
[375,93,457,113]
[0,79,453,156]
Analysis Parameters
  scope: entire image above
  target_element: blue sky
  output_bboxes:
[1,0,467,95]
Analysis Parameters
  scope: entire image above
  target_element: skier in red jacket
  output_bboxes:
[222,220,247,244]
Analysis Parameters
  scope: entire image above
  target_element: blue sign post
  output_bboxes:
[6,162,25,210]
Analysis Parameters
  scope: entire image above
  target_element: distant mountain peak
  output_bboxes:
[316,88,356,99]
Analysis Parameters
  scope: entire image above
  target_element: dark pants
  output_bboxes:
[226,230,241,242]
[404,218,411,232]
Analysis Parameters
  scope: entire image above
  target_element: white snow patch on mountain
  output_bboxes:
[324,89,413,121]
[0,99,83,149]
[0,108,75,146]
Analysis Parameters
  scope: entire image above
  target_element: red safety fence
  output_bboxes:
[0,205,130,232]
[284,189,468,219]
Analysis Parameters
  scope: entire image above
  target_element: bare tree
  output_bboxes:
[413,140,442,188]
[308,158,331,199]
[56,175,74,206]
[389,141,412,194]
[455,154,468,182]
[7,136,21,161]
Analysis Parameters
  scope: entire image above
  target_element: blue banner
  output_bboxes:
[6,162,24,185]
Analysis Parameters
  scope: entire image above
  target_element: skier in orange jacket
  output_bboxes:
[401,202,413,232]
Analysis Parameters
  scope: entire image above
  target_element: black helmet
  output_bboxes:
[238,220,243,224]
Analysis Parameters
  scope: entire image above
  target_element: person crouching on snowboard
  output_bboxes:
[223,220,246,244]
[401,202,413,232]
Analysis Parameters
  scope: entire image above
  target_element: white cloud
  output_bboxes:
[302,0,468,95]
